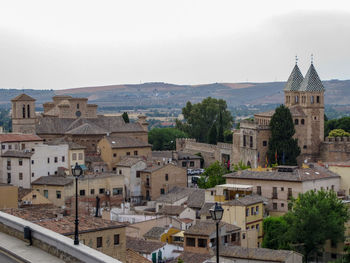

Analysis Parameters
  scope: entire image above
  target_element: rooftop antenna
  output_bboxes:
[311,54,314,64]
[295,55,298,65]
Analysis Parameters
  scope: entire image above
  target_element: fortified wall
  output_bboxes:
[319,137,350,162]
[176,138,232,168]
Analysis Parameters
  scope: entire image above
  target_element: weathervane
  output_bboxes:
[311,54,314,64]
[295,55,298,65]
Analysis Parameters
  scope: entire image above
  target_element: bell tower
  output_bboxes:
[11,94,37,134]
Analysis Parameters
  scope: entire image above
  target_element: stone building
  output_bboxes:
[233,62,325,168]
[11,94,149,154]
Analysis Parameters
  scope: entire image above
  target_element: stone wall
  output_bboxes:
[320,137,350,162]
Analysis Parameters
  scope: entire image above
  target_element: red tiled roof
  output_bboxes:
[0,134,43,143]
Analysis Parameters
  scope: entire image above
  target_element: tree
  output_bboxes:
[329,129,350,137]
[176,97,234,143]
[286,190,350,262]
[197,161,227,189]
[148,128,188,150]
[208,123,218,145]
[122,112,130,123]
[267,105,300,165]
[325,117,350,137]
[262,217,291,250]
[224,130,233,143]
[217,112,224,143]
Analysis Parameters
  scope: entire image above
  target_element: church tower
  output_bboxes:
[298,63,325,156]
[11,94,37,134]
[284,63,303,107]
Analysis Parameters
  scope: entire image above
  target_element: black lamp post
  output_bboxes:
[72,162,83,245]
[210,202,224,263]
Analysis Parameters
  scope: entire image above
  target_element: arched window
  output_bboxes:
[295,96,299,103]
[22,105,26,118]
[27,105,30,118]
[295,119,299,125]
[301,119,305,125]
[317,96,320,103]
[311,96,314,104]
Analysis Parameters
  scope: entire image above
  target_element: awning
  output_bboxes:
[172,231,184,238]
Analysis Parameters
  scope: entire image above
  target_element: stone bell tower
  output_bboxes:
[11,94,37,134]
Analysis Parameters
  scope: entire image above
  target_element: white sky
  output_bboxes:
[1,0,350,90]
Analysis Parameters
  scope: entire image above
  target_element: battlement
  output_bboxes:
[324,137,350,142]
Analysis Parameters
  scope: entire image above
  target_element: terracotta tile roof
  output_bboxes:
[126,248,152,263]
[224,164,340,182]
[66,122,108,135]
[187,189,205,209]
[223,194,267,207]
[179,218,193,224]
[18,188,33,200]
[35,215,126,235]
[142,164,165,173]
[106,135,151,149]
[255,106,306,118]
[2,205,64,222]
[0,133,43,142]
[220,245,301,262]
[31,176,73,186]
[126,237,165,254]
[185,220,240,236]
[199,202,215,217]
[116,156,145,167]
[177,152,201,160]
[155,186,196,203]
[1,150,33,158]
[143,227,166,239]
[47,137,86,149]
[11,94,36,101]
[158,205,186,216]
[170,251,212,263]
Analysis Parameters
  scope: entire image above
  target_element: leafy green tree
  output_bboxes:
[262,217,291,250]
[0,108,12,132]
[122,112,130,123]
[197,161,227,189]
[325,117,350,137]
[208,123,218,145]
[176,97,234,143]
[217,112,224,143]
[329,129,350,137]
[177,258,184,263]
[267,105,300,165]
[286,190,350,262]
[148,128,188,150]
[224,130,233,143]
[232,160,250,171]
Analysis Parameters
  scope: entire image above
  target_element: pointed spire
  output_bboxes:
[299,63,325,92]
[284,64,304,91]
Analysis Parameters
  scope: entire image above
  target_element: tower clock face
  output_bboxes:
[75,111,81,117]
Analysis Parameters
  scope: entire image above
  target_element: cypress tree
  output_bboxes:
[217,111,224,143]
[122,112,130,123]
[208,123,218,145]
[267,105,300,165]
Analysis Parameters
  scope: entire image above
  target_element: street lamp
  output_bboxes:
[210,202,224,263]
[72,162,83,245]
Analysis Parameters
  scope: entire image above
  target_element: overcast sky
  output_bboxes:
[1,0,350,90]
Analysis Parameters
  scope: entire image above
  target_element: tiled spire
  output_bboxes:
[284,64,304,91]
[299,63,325,92]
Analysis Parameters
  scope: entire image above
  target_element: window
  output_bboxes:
[272,187,277,199]
[44,190,48,198]
[186,237,195,247]
[77,103,79,109]
[97,237,103,248]
[72,153,77,160]
[80,190,85,196]
[56,191,61,199]
[91,189,95,195]
[288,188,292,199]
[295,119,299,125]
[281,187,284,191]
[22,104,26,118]
[263,141,267,147]
[112,167,116,171]
[8,145,12,150]
[99,188,105,194]
[182,161,187,167]
[78,153,83,160]
[7,173,11,184]
[113,188,123,195]
[317,96,320,103]
[198,238,207,248]
[32,172,34,177]
[19,173,23,180]
[165,174,169,181]
[119,169,122,175]
[211,191,214,196]
[249,136,253,148]
[7,159,11,167]
[134,151,138,156]
[114,234,120,245]
[19,159,23,166]
[47,157,50,163]
[126,152,130,156]
[251,225,255,229]
[62,156,65,162]
[246,208,249,216]
[281,203,285,208]
[1,145,5,150]
[256,206,259,215]
[243,135,246,147]
[54,157,58,163]
[231,233,236,242]
[136,171,141,178]
[295,96,299,103]
[303,145,307,149]
[242,233,246,239]
[311,96,314,104]
[273,203,277,210]
[113,153,117,158]
[190,161,194,167]
[31,160,34,164]
[331,185,335,191]
[301,119,305,125]
[27,105,30,118]
[251,207,254,215]
[160,188,165,195]
[32,194,37,199]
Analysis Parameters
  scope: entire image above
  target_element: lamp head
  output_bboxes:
[72,162,83,178]
[209,202,224,222]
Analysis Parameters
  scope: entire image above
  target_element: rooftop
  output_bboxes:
[116,156,145,167]
[224,164,340,182]
[1,150,33,158]
[158,205,187,216]
[126,237,165,254]
[184,220,240,236]
[155,186,197,203]
[47,137,86,149]
[11,93,36,101]
[2,205,65,222]
[170,251,211,263]
[31,176,74,186]
[187,189,205,209]
[0,133,43,143]
[105,135,151,149]
[198,202,215,217]
[143,226,166,240]
[223,194,268,206]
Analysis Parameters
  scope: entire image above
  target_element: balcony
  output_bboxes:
[272,193,278,199]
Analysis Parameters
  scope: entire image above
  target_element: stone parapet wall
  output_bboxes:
[320,137,350,162]
[0,211,121,263]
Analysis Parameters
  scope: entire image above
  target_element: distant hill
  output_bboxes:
[1,79,350,109]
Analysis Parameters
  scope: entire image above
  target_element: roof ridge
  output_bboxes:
[299,63,325,92]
